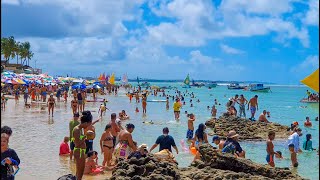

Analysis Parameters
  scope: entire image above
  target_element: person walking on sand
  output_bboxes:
[248,95,258,121]
[47,94,56,117]
[237,94,248,119]
[73,111,93,180]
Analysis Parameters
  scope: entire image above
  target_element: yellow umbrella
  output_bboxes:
[301,68,319,92]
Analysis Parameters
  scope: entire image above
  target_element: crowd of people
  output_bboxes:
[1,83,319,180]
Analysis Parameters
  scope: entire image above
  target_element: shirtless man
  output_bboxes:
[47,94,56,117]
[247,95,258,121]
[212,135,225,150]
[237,94,248,119]
[109,113,120,150]
[258,110,269,123]
[71,97,78,115]
[186,114,195,141]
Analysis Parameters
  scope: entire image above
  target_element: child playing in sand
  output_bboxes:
[84,151,105,175]
[59,137,70,156]
[289,144,298,167]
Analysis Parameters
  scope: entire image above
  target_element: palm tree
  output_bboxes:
[1,36,16,64]
[20,42,32,66]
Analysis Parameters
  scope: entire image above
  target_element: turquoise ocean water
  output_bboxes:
[2,82,319,179]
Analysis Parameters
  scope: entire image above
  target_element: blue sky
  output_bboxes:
[1,0,319,84]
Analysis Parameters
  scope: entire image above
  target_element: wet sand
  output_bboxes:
[1,94,113,180]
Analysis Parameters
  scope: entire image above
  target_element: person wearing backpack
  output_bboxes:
[222,130,246,158]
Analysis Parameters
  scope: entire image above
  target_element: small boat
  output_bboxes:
[249,84,271,92]
[206,82,217,88]
[300,98,319,103]
[190,80,205,87]
[227,83,245,90]
[182,74,191,88]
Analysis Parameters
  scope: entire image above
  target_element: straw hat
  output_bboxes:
[138,144,148,150]
[227,130,239,138]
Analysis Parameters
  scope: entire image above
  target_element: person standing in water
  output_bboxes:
[166,97,169,110]
[186,114,195,142]
[237,94,248,119]
[142,94,147,114]
[266,131,280,167]
[69,113,80,160]
[47,94,56,117]
[84,118,100,154]
[73,111,93,180]
[173,98,182,120]
[247,95,258,121]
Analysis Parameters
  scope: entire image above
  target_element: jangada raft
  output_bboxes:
[300,68,319,103]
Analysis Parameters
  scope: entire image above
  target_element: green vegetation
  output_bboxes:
[1,36,34,66]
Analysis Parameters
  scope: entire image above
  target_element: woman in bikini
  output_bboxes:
[47,94,56,117]
[113,123,137,161]
[100,124,115,167]
[73,111,93,180]
[71,97,78,115]
[142,95,147,114]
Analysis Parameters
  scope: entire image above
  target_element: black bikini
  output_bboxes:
[103,136,114,149]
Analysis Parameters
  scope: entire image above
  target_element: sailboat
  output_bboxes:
[182,74,191,88]
[109,73,115,85]
[122,73,128,85]
[300,68,319,103]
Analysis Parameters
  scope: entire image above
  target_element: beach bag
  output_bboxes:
[221,142,236,154]
[57,174,77,180]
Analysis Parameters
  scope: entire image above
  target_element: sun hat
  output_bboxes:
[227,130,239,138]
[138,144,148,150]
[212,135,220,142]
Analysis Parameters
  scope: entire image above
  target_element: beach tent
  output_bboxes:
[301,68,319,93]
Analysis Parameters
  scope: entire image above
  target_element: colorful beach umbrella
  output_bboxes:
[301,68,319,93]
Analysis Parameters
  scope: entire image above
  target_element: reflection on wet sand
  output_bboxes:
[1,95,113,180]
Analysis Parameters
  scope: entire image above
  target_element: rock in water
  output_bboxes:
[205,113,290,140]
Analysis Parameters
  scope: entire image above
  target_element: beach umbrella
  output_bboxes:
[4,79,12,84]
[301,68,319,93]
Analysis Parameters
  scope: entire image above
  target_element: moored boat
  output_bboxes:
[206,82,217,88]
[300,98,319,103]
[227,83,245,90]
[249,84,271,92]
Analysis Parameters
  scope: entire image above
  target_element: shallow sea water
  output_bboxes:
[1,83,319,180]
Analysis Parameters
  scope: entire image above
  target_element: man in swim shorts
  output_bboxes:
[237,94,248,119]
[248,95,258,121]
[186,114,195,141]
[109,113,120,149]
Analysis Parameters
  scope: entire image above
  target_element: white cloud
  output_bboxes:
[220,44,245,54]
[1,0,20,5]
[146,0,310,47]
[291,55,319,73]
[303,0,319,26]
